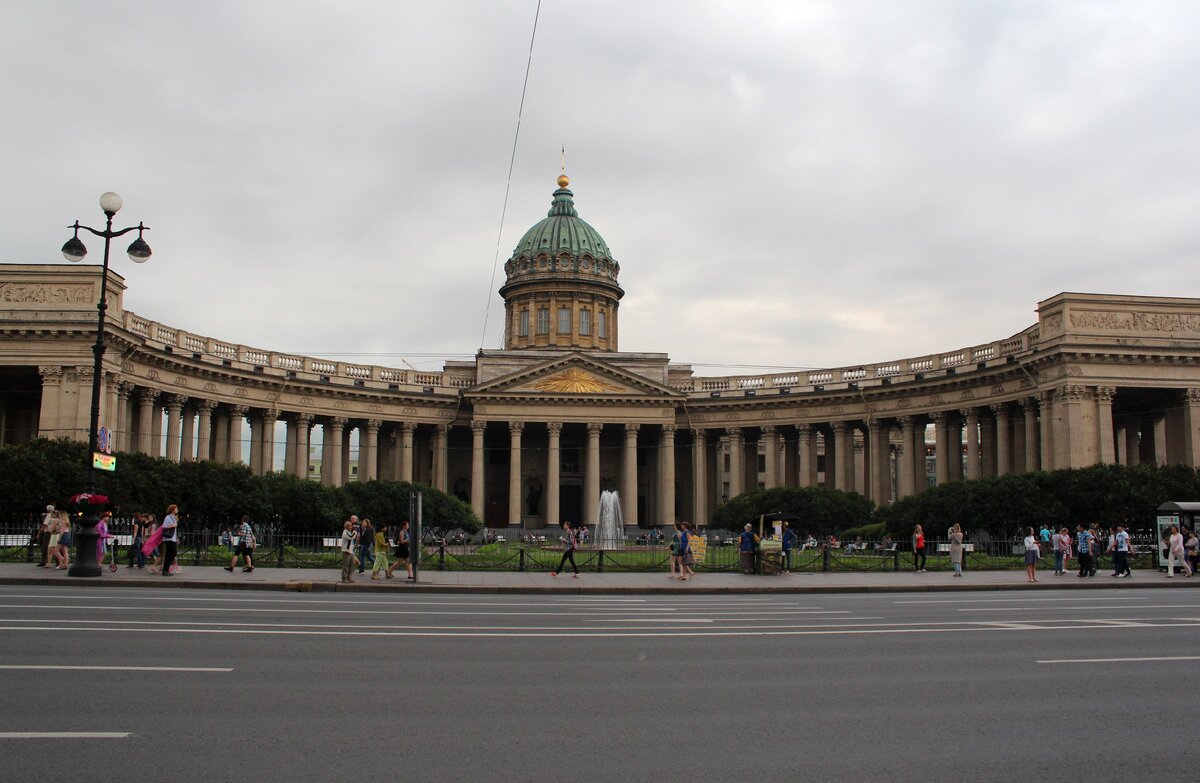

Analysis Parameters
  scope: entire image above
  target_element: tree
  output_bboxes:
[709,485,874,534]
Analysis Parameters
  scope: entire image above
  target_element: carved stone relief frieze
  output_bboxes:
[203,383,219,393]
[0,282,94,305]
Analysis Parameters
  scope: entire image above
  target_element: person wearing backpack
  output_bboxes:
[224,515,255,573]
[1076,524,1094,578]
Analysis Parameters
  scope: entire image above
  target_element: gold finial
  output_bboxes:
[558,144,569,187]
[557,174,570,188]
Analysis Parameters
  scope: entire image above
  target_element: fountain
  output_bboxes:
[596,490,624,549]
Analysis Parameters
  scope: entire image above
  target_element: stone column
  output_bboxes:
[692,429,707,526]
[36,366,65,440]
[1053,385,1093,468]
[961,409,980,480]
[1039,391,1055,471]
[931,413,950,485]
[853,439,866,494]
[179,402,194,462]
[913,419,928,493]
[622,424,640,528]
[831,423,850,491]
[115,381,133,452]
[283,418,296,474]
[991,403,1010,476]
[290,414,312,477]
[1125,421,1141,466]
[947,414,963,482]
[1183,389,1200,468]
[260,413,276,474]
[796,424,814,488]
[1153,414,1168,466]
[362,419,380,482]
[228,405,248,464]
[324,417,346,487]
[508,421,524,526]
[1096,386,1116,464]
[195,400,216,462]
[470,420,486,520]
[135,389,158,455]
[898,416,916,498]
[585,423,602,527]
[249,413,264,474]
[399,422,415,483]
[659,424,676,526]
[870,421,891,503]
[761,426,778,490]
[726,427,744,499]
[164,395,185,463]
[74,367,94,443]
[1022,398,1039,471]
[546,422,562,528]
[979,413,996,476]
[433,424,449,492]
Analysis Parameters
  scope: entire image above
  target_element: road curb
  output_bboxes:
[1,573,1197,596]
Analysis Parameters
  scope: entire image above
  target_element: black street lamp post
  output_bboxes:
[61,191,151,577]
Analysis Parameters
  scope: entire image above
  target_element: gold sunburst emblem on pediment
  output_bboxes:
[532,368,626,394]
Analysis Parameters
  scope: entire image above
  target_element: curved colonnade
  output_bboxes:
[4,265,1200,529]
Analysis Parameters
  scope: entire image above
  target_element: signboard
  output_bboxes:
[96,426,112,454]
[690,535,707,564]
[93,452,117,472]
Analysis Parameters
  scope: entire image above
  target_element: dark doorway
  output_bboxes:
[560,483,582,525]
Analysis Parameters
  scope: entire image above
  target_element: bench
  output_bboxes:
[937,543,975,553]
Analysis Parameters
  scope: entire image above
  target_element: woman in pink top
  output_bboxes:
[1166,525,1193,577]
[96,511,113,566]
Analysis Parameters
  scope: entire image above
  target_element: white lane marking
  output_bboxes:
[0,617,886,631]
[1037,656,1200,664]
[0,732,130,739]
[896,596,1151,604]
[960,605,1200,612]
[0,665,231,672]
[1,618,1196,638]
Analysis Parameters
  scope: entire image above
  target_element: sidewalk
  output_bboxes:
[2,562,1198,594]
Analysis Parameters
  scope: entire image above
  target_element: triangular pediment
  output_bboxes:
[466,353,682,399]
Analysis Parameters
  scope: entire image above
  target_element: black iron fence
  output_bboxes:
[0,519,1175,575]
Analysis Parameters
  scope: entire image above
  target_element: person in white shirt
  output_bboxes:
[159,504,180,577]
[1023,527,1040,583]
[339,519,358,583]
[1111,525,1132,578]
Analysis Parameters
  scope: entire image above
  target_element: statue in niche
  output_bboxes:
[526,479,542,516]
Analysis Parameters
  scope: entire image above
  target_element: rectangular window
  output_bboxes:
[558,307,571,334]
[757,455,766,473]
[579,309,591,336]
[598,310,606,339]
[537,307,549,335]
[518,309,529,337]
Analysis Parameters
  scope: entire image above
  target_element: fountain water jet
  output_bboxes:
[596,490,624,549]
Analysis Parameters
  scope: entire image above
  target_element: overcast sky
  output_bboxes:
[3,1,1199,377]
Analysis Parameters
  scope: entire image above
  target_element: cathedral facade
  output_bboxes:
[3,176,1200,528]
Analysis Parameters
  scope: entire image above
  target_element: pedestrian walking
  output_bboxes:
[1023,527,1040,583]
[1076,524,1094,578]
[224,515,256,573]
[1055,527,1072,575]
[668,522,682,580]
[1186,530,1200,576]
[159,505,180,577]
[1111,524,1133,578]
[949,523,964,577]
[36,505,55,568]
[1166,525,1193,577]
[127,513,146,569]
[357,518,374,574]
[738,524,758,575]
[679,522,695,581]
[371,523,390,580]
[339,519,357,583]
[50,511,71,569]
[912,524,927,572]
[781,521,796,574]
[96,511,113,567]
[386,520,413,581]
[550,521,580,578]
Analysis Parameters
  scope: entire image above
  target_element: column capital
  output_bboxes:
[295,412,314,425]
[435,423,449,436]
[330,416,348,429]
[508,421,524,434]
[1038,389,1055,406]
[1095,386,1116,403]
[725,426,742,439]
[117,380,136,398]
[1187,388,1200,404]
[38,365,64,381]
[196,398,218,413]
[229,404,249,417]
[959,407,979,422]
[692,427,707,444]
[587,422,603,435]
[624,423,640,435]
[1017,397,1036,411]
[546,421,563,435]
[137,387,160,404]
[661,423,677,436]
[166,394,188,410]
[897,415,914,428]
[795,423,811,435]
[471,419,488,433]
[760,425,776,438]
[366,418,382,431]
[1058,384,1087,403]
[831,421,849,434]
[867,419,884,434]
[929,411,947,424]
[75,366,94,382]
[401,421,417,434]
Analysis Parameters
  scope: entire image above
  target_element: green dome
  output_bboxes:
[510,185,612,260]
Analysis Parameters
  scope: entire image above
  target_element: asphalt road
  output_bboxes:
[0,585,1196,782]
